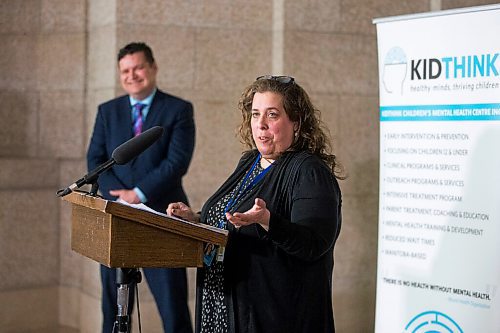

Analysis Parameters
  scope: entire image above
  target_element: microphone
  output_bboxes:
[57,126,164,197]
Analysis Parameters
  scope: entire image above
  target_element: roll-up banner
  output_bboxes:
[373,5,500,332]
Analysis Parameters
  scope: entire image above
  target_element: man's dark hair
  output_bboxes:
[118,42,155,64]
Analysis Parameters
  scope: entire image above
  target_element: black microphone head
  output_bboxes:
[112,126,164,164]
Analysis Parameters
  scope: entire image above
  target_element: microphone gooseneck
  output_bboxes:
[112,126,164,164]
[56,126,164,197]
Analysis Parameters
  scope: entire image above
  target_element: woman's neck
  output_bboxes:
[260,155,275,168]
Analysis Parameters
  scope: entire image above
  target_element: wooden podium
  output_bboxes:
[62,191,228,268]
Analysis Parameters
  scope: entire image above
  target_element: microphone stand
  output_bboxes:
[89,181,99,197]
[114,268,142,333]
[84,181,142,333]
[57,129,166,332]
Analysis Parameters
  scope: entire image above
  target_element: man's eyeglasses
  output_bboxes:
[256,75,295,84]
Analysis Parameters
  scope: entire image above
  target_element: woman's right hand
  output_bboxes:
[166,202,199,223]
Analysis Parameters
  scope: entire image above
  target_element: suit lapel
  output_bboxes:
[116,96,134,143]
[144,90,165,131]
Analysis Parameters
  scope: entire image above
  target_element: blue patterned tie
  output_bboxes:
[133,103,145,136]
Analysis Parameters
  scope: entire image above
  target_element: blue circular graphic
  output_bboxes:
[384,46,407,65]
[405,310,463,333]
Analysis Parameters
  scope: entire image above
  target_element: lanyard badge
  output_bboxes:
[203,154,272,266]
[203,243,217,266]
[203,243,227,266]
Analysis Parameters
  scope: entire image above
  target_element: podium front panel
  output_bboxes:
[71,205,204,268]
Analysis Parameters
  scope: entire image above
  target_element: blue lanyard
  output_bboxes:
[218,154,273,228]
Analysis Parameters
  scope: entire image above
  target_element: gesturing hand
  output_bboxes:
[226,198,271,231]
[166,202,199,223]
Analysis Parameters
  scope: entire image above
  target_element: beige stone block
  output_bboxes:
[342,0,430,35]
[88,0,117,28]
[442,0,499,9]
[334,193,379,278]
[195,29,272,96]
[310,93,341,140]
[59,236,82,287]
[123,0,273,29]
[117,0,177,26]
[79,290,102,333]
[81,259,101,299]
[0,159,59,189]
[187,267,197,317]
[59,159,87,188]
[0,0,41,34]
[308,92,346,178]
[340,159,379,197]
[184,98,243,210]
[333,275,376,332]
[228,0,273,30]
[87,25,118,90]
[0,35,38,91]
[189,0,232,27]
[117,0,232,28]
[58,286,80,331]
[337,95,380,196]
[39,91,85,158]
[59,250,85,290]
[0,90,39,157]
[116,25,196,91]
[285,32,378,95]
[37,34,85,91]
[41,0,85,33]
[285,0,341,32]
[0,190,59,289]
[86,88,117,140]
[59,191,86,288]
[0,286,59,331]
[59,325,79,333]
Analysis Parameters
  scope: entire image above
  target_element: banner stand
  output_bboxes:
[373,4,500,332]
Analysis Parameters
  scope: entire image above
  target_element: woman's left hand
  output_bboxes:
[226,198,271,231]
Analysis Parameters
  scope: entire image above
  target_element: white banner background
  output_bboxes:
[374,5,500,332]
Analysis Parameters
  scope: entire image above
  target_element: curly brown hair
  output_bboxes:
[237,77,344,179]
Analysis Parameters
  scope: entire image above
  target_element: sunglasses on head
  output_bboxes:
[256,75,295,84]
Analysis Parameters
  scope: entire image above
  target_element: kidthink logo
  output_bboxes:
[382,47,407,95]
[404,310,463,333]
[383,48,500,95]
[411,53,499,80]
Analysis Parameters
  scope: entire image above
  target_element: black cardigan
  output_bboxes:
[196,150,342,333]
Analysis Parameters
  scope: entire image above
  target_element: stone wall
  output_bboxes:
[1,0,497,331]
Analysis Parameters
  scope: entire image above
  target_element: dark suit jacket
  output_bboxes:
[87,89,195,212]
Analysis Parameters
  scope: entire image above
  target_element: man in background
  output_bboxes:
[87,42,194,333]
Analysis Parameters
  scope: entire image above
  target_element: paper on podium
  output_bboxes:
[116,198,184,221]
[114,199,227,243]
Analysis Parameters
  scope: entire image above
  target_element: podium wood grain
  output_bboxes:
[63,192,228,268]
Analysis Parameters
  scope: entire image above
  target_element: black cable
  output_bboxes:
[136,281,142,333]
